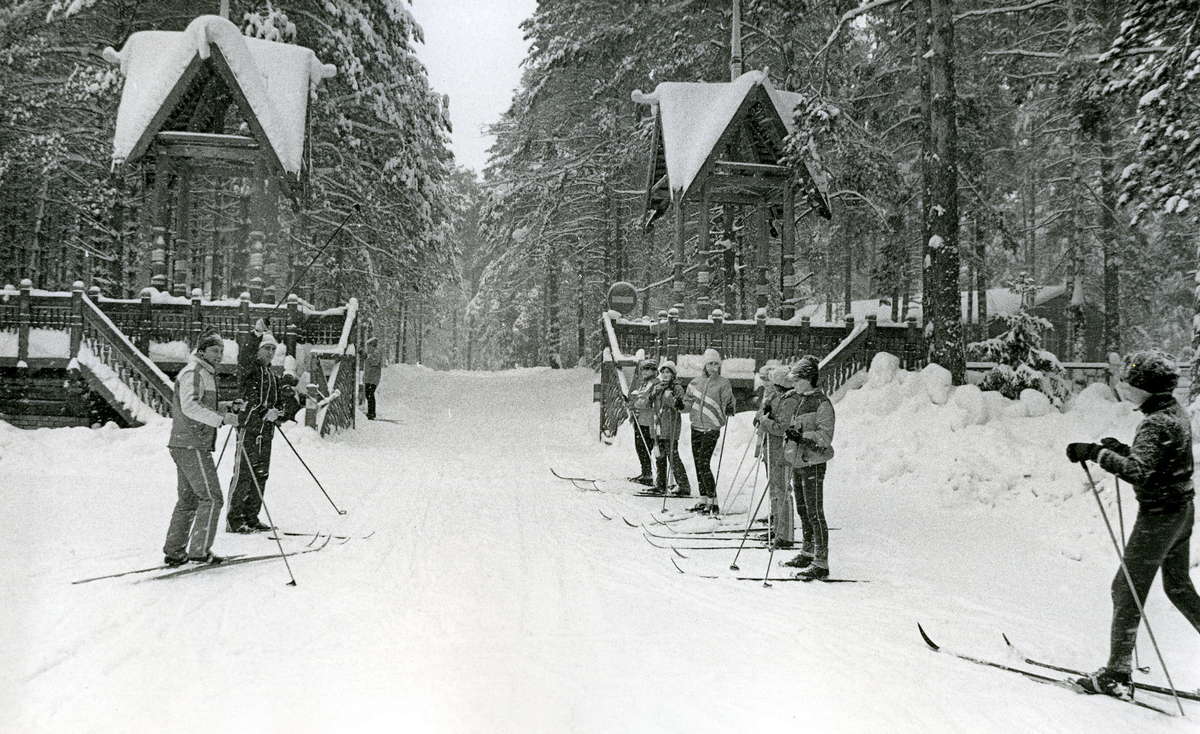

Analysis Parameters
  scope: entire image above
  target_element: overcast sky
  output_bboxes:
[412,0,538,174]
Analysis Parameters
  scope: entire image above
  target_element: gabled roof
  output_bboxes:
[104,15,336,177]
[632,70,830,220]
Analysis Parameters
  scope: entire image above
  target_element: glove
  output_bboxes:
[1099,437,1130,456]
[785,427,803,443]
[265,408,281,422]
[1065,442,1100,464]
[223,412,240,428]
[762,404,773,418]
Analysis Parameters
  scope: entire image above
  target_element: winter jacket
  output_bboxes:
[168,355,223,450]
[758,389,802,469]
[238,333,296,431]
[685,374,736,432]
[753,385,780,458]
[363,349,383,385]
[629,376,658,427]
[650,379,687,441]
[1098,393,1194,512]
[784,389,835,467]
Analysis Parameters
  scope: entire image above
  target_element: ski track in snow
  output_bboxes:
[0,364,1196,732]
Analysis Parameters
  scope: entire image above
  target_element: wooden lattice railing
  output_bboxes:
[305,298,359,436]
[77,292,174,419]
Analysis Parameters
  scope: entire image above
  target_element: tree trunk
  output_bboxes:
[919,0,964,381]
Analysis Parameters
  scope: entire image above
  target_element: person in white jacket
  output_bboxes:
[683,348,735,514]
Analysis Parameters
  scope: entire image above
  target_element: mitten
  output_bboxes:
[1065,442,1100,464]
[1099,437,1130,456]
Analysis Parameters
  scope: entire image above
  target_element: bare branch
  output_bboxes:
[813,0,909,61]
[954,0,1060,23]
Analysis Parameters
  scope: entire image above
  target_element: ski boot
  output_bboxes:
[781,553,813,568]
[1074,668,1133,700]
[187,553,226,565]
[795,565,829,581]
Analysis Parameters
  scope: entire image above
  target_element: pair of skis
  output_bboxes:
[670,556,862,583]
[918,624,1192,715]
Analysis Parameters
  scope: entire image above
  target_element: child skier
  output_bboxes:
[1065,349,1200,699]
[780,355,836,580]
[684,348,736,514]
[627,358,660,485]
[647,361,690,497]
[756,366,800,549]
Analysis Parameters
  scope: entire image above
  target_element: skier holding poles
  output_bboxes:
[756,366,800,549]
[1065,349,1200,701]
[227,320,298,533]
[684,348,736,514]
[162,332,242,566]
[627,358,660,485]
[780,355,836,580]
[646,361,690,497]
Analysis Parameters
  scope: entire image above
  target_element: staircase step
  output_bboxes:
[1,414,90,429]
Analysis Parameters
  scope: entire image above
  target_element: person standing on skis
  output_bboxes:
[627,358,659,486]
[647,360,690,497]
[227,320,292,533]
[756,366,800,549]
[1065,349,1200,699]
[684,348,735,514]
[780,355,836,580]
[162,332,241,566]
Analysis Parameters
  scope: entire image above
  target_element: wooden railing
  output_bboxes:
[305,297,359,436]
[77,291,174,419]
[815,322,871,397]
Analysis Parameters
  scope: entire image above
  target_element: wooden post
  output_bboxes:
[138,287,153,354]
[285,293,299,358]
[710,308,724,355]
[150,161,170,291]
[865,313,878,354]
[16,278,31,364]
[69,281,84,360]
[656,309,668,362]
[780,182,796,319]
[666,307,680,365]
[237,291,251,354]
[905,313,920,370]
[150,225,168,291]
[697,186,711,318]
[305,352,319,429]
[247,229,265,303]
[753,308,767,373]
[190,288,204,347]
[800,315,811,356]
[172,165,191,297]
[845,314,856,338]
[673,199,687,316]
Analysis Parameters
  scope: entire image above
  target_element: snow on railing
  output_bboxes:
[79,294,173,417]
[305,297,358,436]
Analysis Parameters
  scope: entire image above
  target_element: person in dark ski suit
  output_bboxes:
[780,356,836,579]
[227,324,298,533]
[1066,349,1200,699]
[684,348,736,513]
[647,360,690,496]
[163,332,241,566]
[362,336,382,420]
[627,358,659,485]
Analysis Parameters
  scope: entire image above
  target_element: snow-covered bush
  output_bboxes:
[967,274,1069,405]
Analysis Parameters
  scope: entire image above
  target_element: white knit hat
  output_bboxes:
[258,331,278,350]
[702,348,722,364]
[658,360,677,375]
[770,366,795,389]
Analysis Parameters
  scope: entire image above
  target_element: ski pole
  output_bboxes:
[710,419,730,507]
[237,430,298,586]
[718,429,755,512]
[730,435,768,572]
[1081,463,1183,715]
[268,203,360,314]
[214,425,233,468]
[662,430,675,513]
[276,425,347,515]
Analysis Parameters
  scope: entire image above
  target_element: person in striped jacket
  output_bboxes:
[162,332,241,566]
[684,348,736,514]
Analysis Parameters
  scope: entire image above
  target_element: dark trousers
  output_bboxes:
[364,382,378,419]
[654,437,690,492]
[633,422,653,476]
[792,463,829,567]
[691,428,720,498]
[1107,501,1200,672]
[228,426,274,526]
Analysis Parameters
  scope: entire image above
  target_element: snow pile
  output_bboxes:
[73,347,167,426]
[105,15,335,173]
[148,340,192,362]
[0,329,70,358]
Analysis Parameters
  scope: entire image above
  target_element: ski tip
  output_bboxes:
[917,623,940,651]
[671,546,688,559]
[598,508,613,520]
[670,556,685,574]
[1001,632,1012,647]
[622,517,638,528]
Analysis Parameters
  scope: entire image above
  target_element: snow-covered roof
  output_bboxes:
[104,15,336,174]
[793,285,1073,326]
[632,70,801,198]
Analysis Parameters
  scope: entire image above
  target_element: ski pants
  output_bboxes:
[228,426,275,527]
[654,437,690,492]
[164,447,223,559]
[364,382,378,419]
[1107,501,1200,673]
[765,439,793,543]
[792,463,829,567]
[633,422,653,477]
[691,428,720,499]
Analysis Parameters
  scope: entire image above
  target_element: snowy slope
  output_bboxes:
[1,362,1196,732]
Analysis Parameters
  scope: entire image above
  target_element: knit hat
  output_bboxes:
[658,360,677,376]
[1123,349,1179,394]
[757,364,774,383]
[791,355,820,386]
[196,332,223,352]
[638,358,659,371]
[702,348,722,365]
[770,366,795,389]
[258,331,278,350]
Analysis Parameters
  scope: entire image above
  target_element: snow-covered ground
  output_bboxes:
[1,361,1196,732]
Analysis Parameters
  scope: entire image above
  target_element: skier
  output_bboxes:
[780,355,836,580]
[162,332,241,566]
[1065,349,1200,699]
[227,322,292,533]
[646,360,691,497]
[362,336,382,420]
[756,366,800,549]
[627,358,659,485]
[684,348,736,514]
